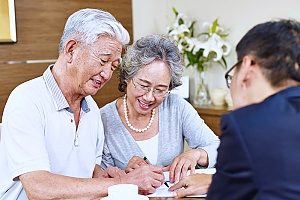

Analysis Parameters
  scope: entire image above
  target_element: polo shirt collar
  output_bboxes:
[43,65,90,113]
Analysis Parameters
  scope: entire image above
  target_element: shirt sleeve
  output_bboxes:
[2,87,50,181]
[95,116,105,167]
[181,99,220,168]
[100,141,115,169]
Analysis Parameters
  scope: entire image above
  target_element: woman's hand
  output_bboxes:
[169,149,208,183]
[122,164,164,194]
[125,156,148,173]
[169,173,212,198]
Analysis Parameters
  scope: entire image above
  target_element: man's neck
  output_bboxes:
[51,60,83,108]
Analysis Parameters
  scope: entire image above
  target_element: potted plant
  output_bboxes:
[168,7,231,105]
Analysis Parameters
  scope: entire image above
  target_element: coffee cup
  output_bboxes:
[103,184,148,200]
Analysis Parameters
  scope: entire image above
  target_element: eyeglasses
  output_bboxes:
[225,60,242,88]
[131,78,170,98]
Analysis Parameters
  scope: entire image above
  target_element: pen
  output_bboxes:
[143,156,169,188]
[143,156,151,164]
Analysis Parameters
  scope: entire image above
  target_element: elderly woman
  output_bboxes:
[100,34,220,183]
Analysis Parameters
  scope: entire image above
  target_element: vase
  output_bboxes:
[170,75,189,100]
[193,70,211,106]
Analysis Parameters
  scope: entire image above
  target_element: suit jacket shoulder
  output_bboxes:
[207,86,300,200]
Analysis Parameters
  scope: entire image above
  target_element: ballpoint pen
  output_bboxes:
[143,156,169,188]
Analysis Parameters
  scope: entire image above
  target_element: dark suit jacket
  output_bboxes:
[207,86,300,200]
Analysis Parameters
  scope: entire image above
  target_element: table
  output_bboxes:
[149,198,205,200]
[194,104,231,136]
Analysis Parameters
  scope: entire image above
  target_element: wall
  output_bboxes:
[132,0,300,99]
[0,0,132,119]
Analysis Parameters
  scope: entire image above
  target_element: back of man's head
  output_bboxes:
[58,8,130,54]
[236,19,300,87]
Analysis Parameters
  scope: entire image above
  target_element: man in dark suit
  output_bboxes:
[169,19,300,199]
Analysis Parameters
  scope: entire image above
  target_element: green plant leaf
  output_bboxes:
[211,18,219,33]
[189,21,196,37]
[172,7,178,16]
[221,56,228,68]
[179,18,184,25]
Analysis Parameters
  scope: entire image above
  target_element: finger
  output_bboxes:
[151,179,163,188]
[117,168,126,176]
[169,158,179,183]
[162,165,170,172]
[133,163,143,169]
[168,180,186,191]
[107,167,124,177]
[139,186,156,195]
[180,161,191,180]
[125,167,134,173]
[190,162,196,175]
[150,170,165,183]
[148,165,163,174]
[176,187,195,198]
[126,163,144,173]
[101,171,109,178]
[135,159,147,166]
[128,156,147,167]
[139,182,156,195]
[124,168,130,173]
[174,159,186,183]
[127,156,138,166]
[131,156,142,162]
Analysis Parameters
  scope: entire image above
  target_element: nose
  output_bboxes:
[143,88,155,101]
[100,65,113,81]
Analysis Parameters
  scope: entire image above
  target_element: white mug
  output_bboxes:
[106,184,148,200]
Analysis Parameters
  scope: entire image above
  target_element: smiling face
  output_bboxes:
[71,36,122,97]
[126,60,171,115]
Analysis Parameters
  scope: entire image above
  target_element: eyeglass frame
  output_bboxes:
[225,60,242,88]
[131,78,170,97]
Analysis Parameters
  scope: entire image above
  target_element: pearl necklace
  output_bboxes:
[123,94,155,133]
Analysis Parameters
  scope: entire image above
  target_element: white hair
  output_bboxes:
[59,8,130,53]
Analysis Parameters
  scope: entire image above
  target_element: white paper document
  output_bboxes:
[148,168,216,198]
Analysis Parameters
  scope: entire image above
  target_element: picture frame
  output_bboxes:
[0,0,16,42]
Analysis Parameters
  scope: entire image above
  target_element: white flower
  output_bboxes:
[168,8,231,71]
[169,24,190,37]
[202,21,224,34]
[194,33,231,61]
[186,37,197,51]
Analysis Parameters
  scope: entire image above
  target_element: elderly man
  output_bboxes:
[170,19,300,199]
[0,8,163,199]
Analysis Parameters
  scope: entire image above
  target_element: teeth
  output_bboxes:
[93,79,101,85]
[139,100,150,108]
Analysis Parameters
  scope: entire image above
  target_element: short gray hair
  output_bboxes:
[59,8,130,53]
[119,34,183,92]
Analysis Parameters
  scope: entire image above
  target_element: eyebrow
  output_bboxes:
[94,54,121,64]
[137,78,169,88]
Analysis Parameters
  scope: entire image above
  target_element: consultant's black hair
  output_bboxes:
[236,19,300,87]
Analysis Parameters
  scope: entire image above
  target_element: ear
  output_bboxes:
[64,39,77,63]
[238,55,256,88]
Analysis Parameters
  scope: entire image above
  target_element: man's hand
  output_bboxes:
[169,173,212,198]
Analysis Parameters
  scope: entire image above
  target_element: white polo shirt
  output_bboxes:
[0,66,104,199]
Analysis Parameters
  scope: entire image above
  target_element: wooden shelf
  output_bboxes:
[193,104,231,136]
